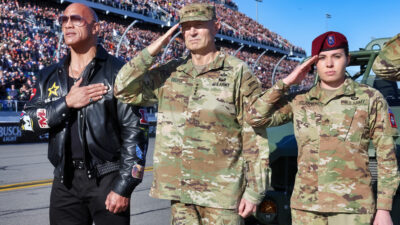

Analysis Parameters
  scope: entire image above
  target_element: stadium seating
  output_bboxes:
[0,0,313,111]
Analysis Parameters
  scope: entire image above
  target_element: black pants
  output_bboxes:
[49,169,130,225]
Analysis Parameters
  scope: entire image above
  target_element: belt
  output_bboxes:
[71,160,85,169]
[96,161,120,176]
[70,160,120,175]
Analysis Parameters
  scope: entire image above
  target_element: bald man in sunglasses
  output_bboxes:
[21,3,148,225]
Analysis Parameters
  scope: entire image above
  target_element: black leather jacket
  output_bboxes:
[22,46,148,197]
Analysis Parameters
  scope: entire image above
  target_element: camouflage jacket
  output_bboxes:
[372,34,400,81]
[114,49,269,209]
[246,78,399,213]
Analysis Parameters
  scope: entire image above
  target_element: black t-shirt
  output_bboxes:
[67,76,84,160]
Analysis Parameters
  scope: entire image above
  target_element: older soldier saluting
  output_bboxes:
[114,3,269,224]
[246,31,399,225]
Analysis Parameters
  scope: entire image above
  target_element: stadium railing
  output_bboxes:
[0,100,26,112]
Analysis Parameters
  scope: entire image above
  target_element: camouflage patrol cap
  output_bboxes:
[179,3,216,24]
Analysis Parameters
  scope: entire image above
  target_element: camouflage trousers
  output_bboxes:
[291,208,374,225]
[171,200,244,225]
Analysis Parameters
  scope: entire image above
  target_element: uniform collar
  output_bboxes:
[176,51,226,77]
[307,77,356,104]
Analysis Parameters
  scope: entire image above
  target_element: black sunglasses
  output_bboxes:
[58,14,86,27]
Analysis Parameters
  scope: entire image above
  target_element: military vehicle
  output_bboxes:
[245,38,400,225]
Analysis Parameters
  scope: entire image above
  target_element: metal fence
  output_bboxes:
[0,100,26,112]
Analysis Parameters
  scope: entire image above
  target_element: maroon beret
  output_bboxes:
[311,31,348,56]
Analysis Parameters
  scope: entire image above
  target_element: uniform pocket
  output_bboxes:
[337,108,367,143]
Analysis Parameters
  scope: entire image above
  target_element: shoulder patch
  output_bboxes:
[388,108,397,128]
[242,73,261,97]
[136,145,144,160]
[36,109,49,128]
[131,164,144,179]
[20,112,34,132]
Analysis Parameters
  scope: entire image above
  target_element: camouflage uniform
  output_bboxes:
[372,34,400,81]
[246,78,399,214]
[171,201,244,225]
[114,48,269,210]
[290,209,373,225]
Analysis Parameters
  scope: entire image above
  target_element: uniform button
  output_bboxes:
[88,175,92,178]
[60,180,64,183]
[87,170,90,174]
[62,113,66,117]
[80,115,83,118]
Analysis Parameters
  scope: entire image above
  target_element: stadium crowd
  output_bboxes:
[0,0,65,110]
[0,0,313,111]
[221,47,314,90]
[91,0,305,54]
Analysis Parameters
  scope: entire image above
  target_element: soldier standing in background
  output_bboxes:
[246,31,399,225]
[114,3,269,224]
[372,34,400,81]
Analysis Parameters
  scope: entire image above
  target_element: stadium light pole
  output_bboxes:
[56,32,63,62]
[161,30,181,64]
[116,20,138,58]
[271,54,287,86]
[255,0,263,23]
[271,48,294,85]
[233,44,244,56]
[252,50,267,72]
[325,13,331,31]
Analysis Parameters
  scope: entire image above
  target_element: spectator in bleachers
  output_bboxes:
[8,84,18,100]
[18,83,30,101]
